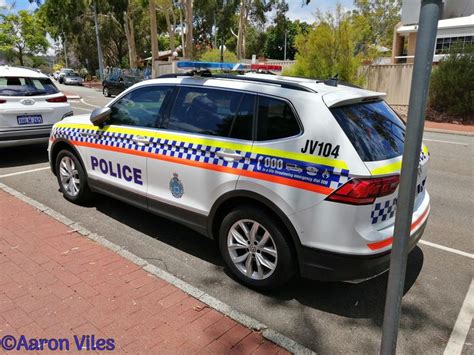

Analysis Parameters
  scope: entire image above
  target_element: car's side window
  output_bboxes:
[109,86,174,128]
[166,87,254,140]
[256,96,301,141]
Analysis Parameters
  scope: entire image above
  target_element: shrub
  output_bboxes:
[199,49,238,63]
[429,44,474,119]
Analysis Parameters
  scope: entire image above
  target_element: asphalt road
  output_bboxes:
[1,84,472,354]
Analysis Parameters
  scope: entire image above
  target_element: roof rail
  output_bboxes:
[157,72,316,93]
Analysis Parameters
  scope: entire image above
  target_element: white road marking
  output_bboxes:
[80,98,101,108]
[0,166,50,178]
[424,138,468,146]
[444,279,474,355]
[420,240,474,259]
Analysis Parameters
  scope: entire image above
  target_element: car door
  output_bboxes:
[146,85,256,227]
[82,85,175,208]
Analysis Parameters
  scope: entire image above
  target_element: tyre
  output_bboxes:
[103,86,111,97]
[219,207,296,290]
[55,150,92,204]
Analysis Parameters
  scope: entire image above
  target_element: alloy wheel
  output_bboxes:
[227,219,278,280]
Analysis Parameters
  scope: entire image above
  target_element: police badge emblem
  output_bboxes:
[169,173,184,198]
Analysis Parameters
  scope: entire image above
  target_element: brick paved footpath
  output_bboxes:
[0,190,288,354]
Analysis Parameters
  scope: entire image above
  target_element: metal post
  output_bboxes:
[93,1,105,81]
[283,29,287,61]
[220,0,226,62]
[380,1,442,354]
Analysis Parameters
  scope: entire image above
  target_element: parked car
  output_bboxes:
[0,66,73,147]
[48,69,430,290]
[63,72,83,86]
[102,76,134,97]
[53,71,60,81]
[58,68,74,84]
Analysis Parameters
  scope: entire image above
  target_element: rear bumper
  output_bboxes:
[300,219,427,282]
[0,126,52,147]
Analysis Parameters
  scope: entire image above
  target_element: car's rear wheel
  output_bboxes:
[219,207,295,290]
[55,150,92,204]
[103,86,111,97]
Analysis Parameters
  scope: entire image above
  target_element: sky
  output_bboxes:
[3,0,355,24]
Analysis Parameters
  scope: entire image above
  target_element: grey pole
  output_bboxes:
[380,1,442,354]
[283,29,287,61]
[93,1,105,81]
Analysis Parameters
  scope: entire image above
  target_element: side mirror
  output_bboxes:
[90,107,111,127]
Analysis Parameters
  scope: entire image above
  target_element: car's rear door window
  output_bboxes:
[0,77,59,96]
[330,101,405,161]
[166,87,254,140]
[256,96,301,141]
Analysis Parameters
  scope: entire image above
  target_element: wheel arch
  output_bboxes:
[208,190,303,270]
[50,139,88,178]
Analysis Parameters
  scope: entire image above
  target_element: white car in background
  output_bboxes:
[0,66,73,147]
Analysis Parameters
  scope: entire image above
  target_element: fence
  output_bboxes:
[359,64,415,106]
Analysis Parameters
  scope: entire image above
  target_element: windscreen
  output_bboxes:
[0,76,59,96]
[330,100,405,162]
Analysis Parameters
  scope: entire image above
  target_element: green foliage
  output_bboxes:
[0,10,48,66]
[264,20,309,60]
[199,49,238,63]
[429,45,474,117]
[350,0,401,53]
[285,6,362,84]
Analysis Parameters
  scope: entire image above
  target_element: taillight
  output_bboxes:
[47,95,67,103]
[326,176,400,205]
[0,99,6,104]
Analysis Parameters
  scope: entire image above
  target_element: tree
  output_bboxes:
[0,10,48,66]
[286,6,361,84]
[429,44,474,119]
[182,0,194,58]
[264,19,309,60]
[350,0,401,54]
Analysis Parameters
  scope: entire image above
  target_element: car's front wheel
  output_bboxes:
[55,150,92,204]
[103,86,111,97]
[219,207,296,290]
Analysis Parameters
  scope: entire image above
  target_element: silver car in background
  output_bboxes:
[63,72,83,86]
[0,66,72,147]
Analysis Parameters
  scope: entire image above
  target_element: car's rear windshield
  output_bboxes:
[0,76,59,96]
[330,100,405,162]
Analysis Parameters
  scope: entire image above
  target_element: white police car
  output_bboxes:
[48,62,430,290]
[0,66,72,147]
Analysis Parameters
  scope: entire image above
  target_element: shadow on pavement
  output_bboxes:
[91,191,424,322]
[0,143,49,168]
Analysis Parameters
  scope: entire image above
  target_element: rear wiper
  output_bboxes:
[24,91,47,96]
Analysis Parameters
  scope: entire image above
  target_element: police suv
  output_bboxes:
[48,63,430,290]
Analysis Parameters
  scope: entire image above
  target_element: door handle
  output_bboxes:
[216,150,243,162]
[132,136,150,146]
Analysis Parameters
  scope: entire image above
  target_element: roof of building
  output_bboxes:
[397,14,474,34]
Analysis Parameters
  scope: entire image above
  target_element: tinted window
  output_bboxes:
[0,77,59,96]
[256,96,300,141]
[330,101,405,161]
[167,87,253,139]
[109,86,174,128]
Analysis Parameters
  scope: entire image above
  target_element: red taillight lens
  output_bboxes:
[46,95,67,103]
[0,99,6,104]
[326,176,400,205]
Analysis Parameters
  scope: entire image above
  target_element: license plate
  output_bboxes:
[17,115,43,125]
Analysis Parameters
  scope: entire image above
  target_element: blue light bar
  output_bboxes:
[177,61,246,71]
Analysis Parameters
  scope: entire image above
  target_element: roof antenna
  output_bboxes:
[324,73,339,87]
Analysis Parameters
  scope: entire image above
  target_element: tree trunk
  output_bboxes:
[236,0,248,60]
[165,10,175,56]
[149,0,159,78]
[17,46,24,66]
[123,2,137,68]
[179,7,186,58]
[183,0,193,59]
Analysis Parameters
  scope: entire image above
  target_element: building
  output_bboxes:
[392,0,474,63]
